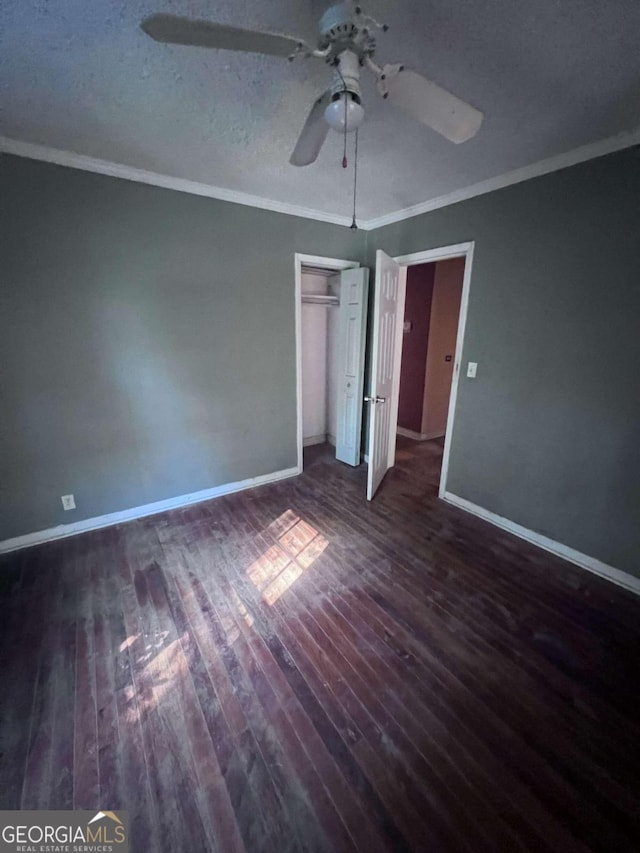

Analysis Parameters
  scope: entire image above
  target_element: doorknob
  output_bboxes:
[364,396,386,404]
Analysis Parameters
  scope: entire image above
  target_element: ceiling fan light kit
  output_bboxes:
[323,46,365,133]
[324,92,365,133]
[141,2,483,159]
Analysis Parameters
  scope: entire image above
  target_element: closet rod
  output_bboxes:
[301,294,339,306]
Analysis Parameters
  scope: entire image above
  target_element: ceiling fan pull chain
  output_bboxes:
[337,61,349,168]
[350,128,359,230]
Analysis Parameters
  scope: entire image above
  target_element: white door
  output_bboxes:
[366,250,402,500]
[335,267,369,466]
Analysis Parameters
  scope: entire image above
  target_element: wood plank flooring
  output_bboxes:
[1,437,639,852]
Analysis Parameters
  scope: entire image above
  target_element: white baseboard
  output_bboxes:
[0,466,299,555]
[397,427,423,440]
[397,427,445,441]
[302,434,336,448]
[303,434,327,448]
[442,491,640,596]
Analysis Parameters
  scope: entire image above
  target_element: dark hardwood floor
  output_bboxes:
[1,437,639,852]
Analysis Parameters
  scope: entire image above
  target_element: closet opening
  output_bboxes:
[294,253,368,474]
[301,264,340,453]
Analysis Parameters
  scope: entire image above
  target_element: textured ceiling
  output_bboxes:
[2,0,640,221]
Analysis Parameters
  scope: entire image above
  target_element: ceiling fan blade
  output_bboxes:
[377,65,483,143]
[141,14,307,58]
[290,92,331,166]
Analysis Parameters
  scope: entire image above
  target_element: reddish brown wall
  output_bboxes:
[397,263,435,432]
[421,257,464,437]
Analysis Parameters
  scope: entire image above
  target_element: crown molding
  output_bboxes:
[0,136,353,228]
[2,128,640,232]
[363,126,640,230]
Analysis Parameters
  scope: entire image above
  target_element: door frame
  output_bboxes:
[294,253,361,474]
[390,241,475,498]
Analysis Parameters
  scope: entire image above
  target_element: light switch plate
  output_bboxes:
[61,494,76,510]
[467,362,478,378]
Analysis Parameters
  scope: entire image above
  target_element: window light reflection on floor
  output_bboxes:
[247,511,328,605]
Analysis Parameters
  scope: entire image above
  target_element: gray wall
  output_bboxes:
[3,148,639,578]
[369,146,640,576]
[0,155,363,540]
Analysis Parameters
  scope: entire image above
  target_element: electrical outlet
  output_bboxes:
[61,494,76,511]
[467,362,478,378]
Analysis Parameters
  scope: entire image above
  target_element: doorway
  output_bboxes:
[299,264,341,450]
[393,244,473,497]
[365,243,474,500]
[294,253,367,473]
[395,256,465,488]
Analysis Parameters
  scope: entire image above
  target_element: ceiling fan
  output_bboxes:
[141,2,483,167]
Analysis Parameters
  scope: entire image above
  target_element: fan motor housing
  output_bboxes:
[319,3,377,60]
[320,3,355,38]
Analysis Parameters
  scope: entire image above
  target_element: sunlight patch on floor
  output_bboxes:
[123,635,189,719]
[247,511,328,605]
[119,634,140,653]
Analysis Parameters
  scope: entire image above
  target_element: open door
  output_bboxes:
[335,267,369,466]
[366,250,402,500]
